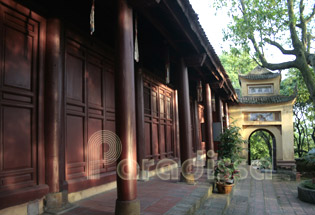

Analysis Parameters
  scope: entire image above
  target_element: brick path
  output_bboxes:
[196,171,315,215]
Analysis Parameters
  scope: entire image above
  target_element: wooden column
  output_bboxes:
[135,67,146,175]
[45,18,70,211]
[177,59,193,182]
[45,18,62,194]
[212,94,223,154]
[225,102,230,128]
[193,100,201,151]
[222,102,228,129]
[203,83,214,154]
[115,0,140,214]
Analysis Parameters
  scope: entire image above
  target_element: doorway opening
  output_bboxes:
[248,129,277,170]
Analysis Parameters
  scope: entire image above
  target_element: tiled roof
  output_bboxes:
[238,95,296,104]
[239,66,281,80]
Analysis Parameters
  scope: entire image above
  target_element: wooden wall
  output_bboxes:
[0,0,48,209]
[143,75,177,161]
[64,32,116,192]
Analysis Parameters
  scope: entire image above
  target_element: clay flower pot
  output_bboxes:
[216,182,234,194]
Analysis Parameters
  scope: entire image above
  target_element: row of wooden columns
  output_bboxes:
[116,0,216,211]
[43,0,218,214]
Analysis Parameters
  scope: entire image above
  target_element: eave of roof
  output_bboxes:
[175,0,237,102]
[238,95,296,104]
[239,73,281,80]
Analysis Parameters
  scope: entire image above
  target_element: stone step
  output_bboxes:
[194,183,235,215]
[164,182,213,215]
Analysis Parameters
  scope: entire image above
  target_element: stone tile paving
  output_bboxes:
[196,171,315,215]
[61,176,205,215]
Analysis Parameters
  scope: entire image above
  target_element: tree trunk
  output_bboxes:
[298,54,315,105]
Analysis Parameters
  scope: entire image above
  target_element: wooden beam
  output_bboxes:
[139,9,181,54]
[184,53,206,67]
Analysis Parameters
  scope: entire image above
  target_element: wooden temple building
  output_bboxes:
[0,0,237,214]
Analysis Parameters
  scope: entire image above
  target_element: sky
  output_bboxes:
[189,0,230,55]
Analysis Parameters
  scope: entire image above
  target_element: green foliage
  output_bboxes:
[215,0,290,53]
[218,123,245,162]
[259,157,272,169]
[212,0,315,104]
[303,153,315,166]
[301,180,315,190]
[249,130,272,161]
[214,158,240,183]
[220,48,257,89]
[281,69,315,157]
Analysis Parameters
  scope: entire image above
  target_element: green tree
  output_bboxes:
[220,48,257,89]
[249,130,272,161]
[280,69,315,157]
[214,0,315,104]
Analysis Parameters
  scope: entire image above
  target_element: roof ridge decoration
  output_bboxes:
[239,66,281,80]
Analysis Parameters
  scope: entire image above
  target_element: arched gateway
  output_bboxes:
[229,66,296,170]
[248,128,277,170]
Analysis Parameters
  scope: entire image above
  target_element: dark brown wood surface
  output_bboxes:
[0,0,48,209]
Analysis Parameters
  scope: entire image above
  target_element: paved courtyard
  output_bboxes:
[59,168,315,215]
[196,171,315,215]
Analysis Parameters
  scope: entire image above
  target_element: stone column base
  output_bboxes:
[139,170,150,181]
[180,173,195,185]
[44,191,75,214]
[115,199,140,215]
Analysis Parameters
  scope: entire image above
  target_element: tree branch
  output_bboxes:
[264,38,295,55]
[312,126,315,144]
[299,0,308,48]
[287,0,303,49]
[305,4,315,23]
[250,35,297,70]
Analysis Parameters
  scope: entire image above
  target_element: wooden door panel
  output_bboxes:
[0,1,45,198]
[152,123,159,157]
[66,115,85,164]
[87,118,103,175]
[143,77,176,161]
[4,27,33,89]
[65,35,116,186]
[159,125,165,158]
[166,125,172,155]
[66,54,84,102]
[144,122,151,157]
[3,107,32,170]
[87,62,102,106]
[88,118,103,161]
[105,71,115,110]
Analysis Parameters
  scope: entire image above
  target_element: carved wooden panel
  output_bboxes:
[0,2,44,193]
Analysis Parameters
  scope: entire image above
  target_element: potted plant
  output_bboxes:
[214,123,245,194]
[214,158,240,194]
